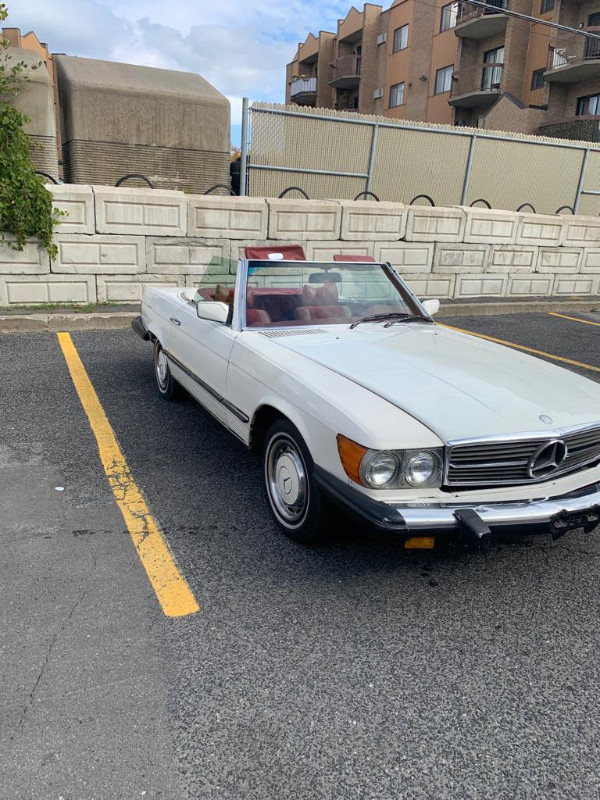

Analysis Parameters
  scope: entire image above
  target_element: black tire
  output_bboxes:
[263,419,324,544]
[153,339,180,401]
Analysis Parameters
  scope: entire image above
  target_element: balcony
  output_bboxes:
[455,0,509,39]
[544,28,600,83]
[449,63,504,107]
[330,55,361,89]
[290,76,318,105]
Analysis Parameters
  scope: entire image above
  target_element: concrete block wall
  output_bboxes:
[1,187,600,305]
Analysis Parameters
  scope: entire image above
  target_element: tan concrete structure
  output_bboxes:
[287,0,600,138]
[2,27,231,191]
[2,28,62,175]
[2,188,600,305]
[3,45,59,180]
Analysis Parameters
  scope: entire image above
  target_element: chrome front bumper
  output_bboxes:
[398,483,600,533]
[315,467,600,539]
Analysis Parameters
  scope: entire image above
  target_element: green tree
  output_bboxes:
[0,3,61,258]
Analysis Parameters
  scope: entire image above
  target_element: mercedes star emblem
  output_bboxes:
[528,439,568,479]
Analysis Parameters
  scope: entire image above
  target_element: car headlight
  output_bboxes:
[405,451,436,487]
[361,451,398,488]
[337,435,442,489]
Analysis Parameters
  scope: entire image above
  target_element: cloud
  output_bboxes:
[10,0,352,107]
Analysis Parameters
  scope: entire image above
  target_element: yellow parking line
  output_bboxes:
[549,311,600,329]
[57,332,199,618]
[440,323,600,374]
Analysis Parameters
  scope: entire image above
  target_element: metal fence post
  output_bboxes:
[240,97,250,197]
[460,134,476,206]
[365,123,379,196]
[574,148,589,214]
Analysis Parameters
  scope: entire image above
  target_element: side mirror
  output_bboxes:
[422,298,440,318]
[197,301,229,324]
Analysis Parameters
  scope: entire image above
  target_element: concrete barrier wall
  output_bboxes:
[1,186,600,305]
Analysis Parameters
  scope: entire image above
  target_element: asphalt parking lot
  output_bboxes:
[3,309,600,800]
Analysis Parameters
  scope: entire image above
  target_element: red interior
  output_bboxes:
[244,245,306,261]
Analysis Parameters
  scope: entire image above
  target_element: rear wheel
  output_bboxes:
[153,339,180,401]
[263,419,324,544]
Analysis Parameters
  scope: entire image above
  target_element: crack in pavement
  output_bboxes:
[12,584,92,738]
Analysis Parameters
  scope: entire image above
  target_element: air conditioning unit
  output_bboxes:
[373,88,383,99]
[376,32,387,45]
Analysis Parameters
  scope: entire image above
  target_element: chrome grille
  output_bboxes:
[446,424,600,487]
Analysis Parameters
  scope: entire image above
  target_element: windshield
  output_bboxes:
[244,260,423,328]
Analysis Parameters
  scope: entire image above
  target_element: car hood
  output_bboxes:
[275,324,600,442]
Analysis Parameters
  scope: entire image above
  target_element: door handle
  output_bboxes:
[170,317,181,326]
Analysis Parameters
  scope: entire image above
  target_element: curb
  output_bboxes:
[437,298,600,318]
[0,299,599,333]
[0,312,138,333]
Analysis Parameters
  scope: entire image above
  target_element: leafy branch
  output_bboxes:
[0,3,62,258]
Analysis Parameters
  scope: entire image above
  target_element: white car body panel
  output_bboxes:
[274,324,600,441]
[139,265,600,528]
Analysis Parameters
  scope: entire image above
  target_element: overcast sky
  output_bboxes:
[10,0,350,143]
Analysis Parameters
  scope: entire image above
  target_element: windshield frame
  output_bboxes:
[235,259,430,332]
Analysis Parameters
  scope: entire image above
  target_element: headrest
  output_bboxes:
[302,282,338,306]
[215,284,235,304]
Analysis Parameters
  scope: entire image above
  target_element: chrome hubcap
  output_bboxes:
[266,436,308,524]
[156,349,169,390]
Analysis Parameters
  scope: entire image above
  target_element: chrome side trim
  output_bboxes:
[164,350,249,424]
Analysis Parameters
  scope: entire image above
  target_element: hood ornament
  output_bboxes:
[539,415,553,424]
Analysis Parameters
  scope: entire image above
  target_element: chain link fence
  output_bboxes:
[240,101,600,215]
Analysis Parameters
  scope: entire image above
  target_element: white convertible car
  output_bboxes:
[133,249,600,550]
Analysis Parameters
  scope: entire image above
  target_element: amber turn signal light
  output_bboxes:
[337,434,368,485]
[404,537,435,550]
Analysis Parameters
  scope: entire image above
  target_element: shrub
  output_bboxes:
[0,4,61,258]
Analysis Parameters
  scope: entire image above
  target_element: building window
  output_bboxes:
[482,45,504,89]
[389,82,405,107]
[440,2,459,32]
[393,25,409,52]
[577,93,600,116]
[540,0,554,13]
[531,68,545,90]
[434,65,454,94]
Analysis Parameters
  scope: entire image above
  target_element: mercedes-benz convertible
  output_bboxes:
[133,248,600,550]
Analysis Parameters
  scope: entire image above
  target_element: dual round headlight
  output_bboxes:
[405,451,437,487]
[363,451,398,488]
[360,449,440,489]
[336,435,442,490]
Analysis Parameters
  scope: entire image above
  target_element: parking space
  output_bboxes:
[439,310,600,381]
[4,311,600,798]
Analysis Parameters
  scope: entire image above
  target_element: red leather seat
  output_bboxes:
[246,309,272,326]
[215,284,235,304]
[245,245,306,261]
[296,305,351,321]
[294,281,350,322]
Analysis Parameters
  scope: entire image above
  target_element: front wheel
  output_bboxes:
[153,339,180,401]
[263,420,324,544]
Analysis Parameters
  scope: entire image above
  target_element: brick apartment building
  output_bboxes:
[285,0,600,140]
